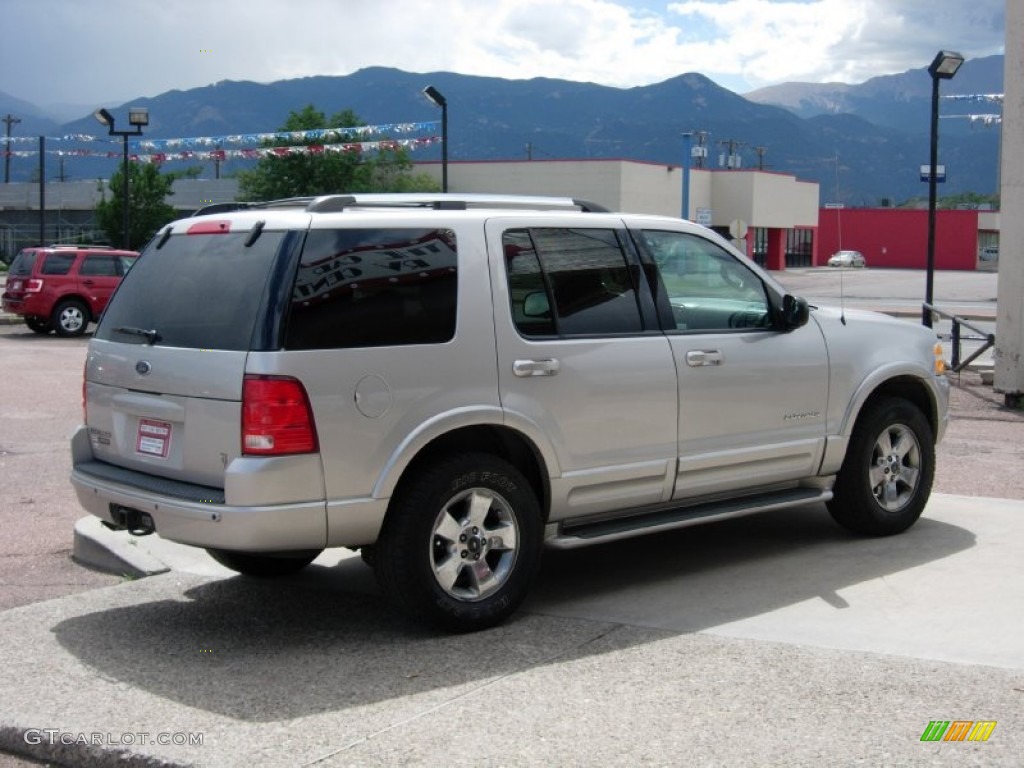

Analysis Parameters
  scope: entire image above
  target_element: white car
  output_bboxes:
[828,250,867,268]
[70,194,948,631]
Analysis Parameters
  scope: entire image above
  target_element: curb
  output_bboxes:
[72,516,171,578]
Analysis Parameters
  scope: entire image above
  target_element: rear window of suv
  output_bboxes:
[95,231,290,350]
[40,252,77,275]
[285,228,458,350]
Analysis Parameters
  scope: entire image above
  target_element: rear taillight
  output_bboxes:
[242,375,318,456]
[25,279,43,293]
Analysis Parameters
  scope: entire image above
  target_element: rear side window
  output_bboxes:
[41,253,76,275]
[96,231,288,350]
[285,228,458,350]
[503,227,643,337]
[80,255,118,277]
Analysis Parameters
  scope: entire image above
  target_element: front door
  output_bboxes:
[633,227,829,500]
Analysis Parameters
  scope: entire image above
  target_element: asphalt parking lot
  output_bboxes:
[1,269,1022,767]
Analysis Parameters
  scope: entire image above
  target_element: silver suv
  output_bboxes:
[71,194,949,631]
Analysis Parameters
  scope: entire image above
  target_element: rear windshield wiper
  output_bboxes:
[114,326,162,345]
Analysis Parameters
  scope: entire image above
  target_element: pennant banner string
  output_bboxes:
[0,121,439,147]
[942,93,1004,104]
[940,114,1002,126]
[1,137,442,162]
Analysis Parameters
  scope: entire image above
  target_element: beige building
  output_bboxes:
[415,159,820,268]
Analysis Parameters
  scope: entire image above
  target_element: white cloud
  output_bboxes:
[0,0,1006,106]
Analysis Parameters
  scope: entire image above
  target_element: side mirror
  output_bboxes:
[781,294,809,331]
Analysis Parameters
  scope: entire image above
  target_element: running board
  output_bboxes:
[546,487,832,550]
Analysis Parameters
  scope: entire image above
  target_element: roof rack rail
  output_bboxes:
[301,193,611,213]
[46,243,115,249]
[191,202,255,216]
[192,194,613,216]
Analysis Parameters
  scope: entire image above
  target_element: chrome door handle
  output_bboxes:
[686,349,723,367]
[513,358,561,377]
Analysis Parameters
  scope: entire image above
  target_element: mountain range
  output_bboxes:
[0,56,1004,205]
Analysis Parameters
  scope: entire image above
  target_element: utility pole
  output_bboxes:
[3,113,22,183]
[717,138,745,169]
[754,146,768,171]
[692,131,710,168]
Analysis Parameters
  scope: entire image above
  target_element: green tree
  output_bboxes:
[164,165,204,181]
[96,163,177,250]
[237,105,439,200]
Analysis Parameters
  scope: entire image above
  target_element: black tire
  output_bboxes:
[206,548,321,577]
[25,317,52,334]
[827,396,935,536]
[359,545,377,568]
[375,453,543,632]
[51,299,90,337]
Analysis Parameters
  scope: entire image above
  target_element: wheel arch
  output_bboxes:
[379,424,552,522]
[53,294,94,318]
[845,373,941,440]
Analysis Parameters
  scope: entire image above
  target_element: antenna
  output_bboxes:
[834,152,846,325]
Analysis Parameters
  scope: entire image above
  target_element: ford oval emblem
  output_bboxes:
[135,360,152,376]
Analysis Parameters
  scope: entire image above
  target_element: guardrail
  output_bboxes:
[924,303,995,373]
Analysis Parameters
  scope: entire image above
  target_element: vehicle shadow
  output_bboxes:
[0,326,93,342]
[51,504,975,722]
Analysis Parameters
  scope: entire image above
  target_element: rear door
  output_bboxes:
[85,215,307,488]
[487,217,678,521]
[77,253,123,316]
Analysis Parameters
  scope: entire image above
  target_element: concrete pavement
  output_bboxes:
[2,494,1022,767]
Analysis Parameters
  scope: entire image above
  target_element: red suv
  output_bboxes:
[2,245,138,336]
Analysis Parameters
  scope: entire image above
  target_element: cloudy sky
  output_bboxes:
[1,0,1006,108]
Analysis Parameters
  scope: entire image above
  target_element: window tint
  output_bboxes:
[40,253,75,275]
[504,230,555,336]
[503,228,642,337]
[642,230,770,332]
[96,231,287,350]
[286,228,458,350]
[10,250,37,276]
[80,255,118,277]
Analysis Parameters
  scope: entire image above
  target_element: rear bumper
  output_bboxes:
[70,425,328,552]
[1,294,26,315]
[72,463,329,552]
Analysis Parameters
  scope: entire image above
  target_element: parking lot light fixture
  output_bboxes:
[423,85,448,192]
[93,107,149,250]
[923,51,964,328]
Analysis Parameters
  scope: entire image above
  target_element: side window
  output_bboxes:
[286,228,458,350]
[40,253,75,275]
[504,230,556,336]
[118,255,137,274]
[80,255,118,277]
[503,228,642,337]
[642,230,770,332]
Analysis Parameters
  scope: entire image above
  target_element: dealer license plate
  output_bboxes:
[136,418,172,459]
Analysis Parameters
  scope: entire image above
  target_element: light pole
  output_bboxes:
[682,132,692,220]
[423,85,448,192]
[923,50,964,328]
[93,106,149,249]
